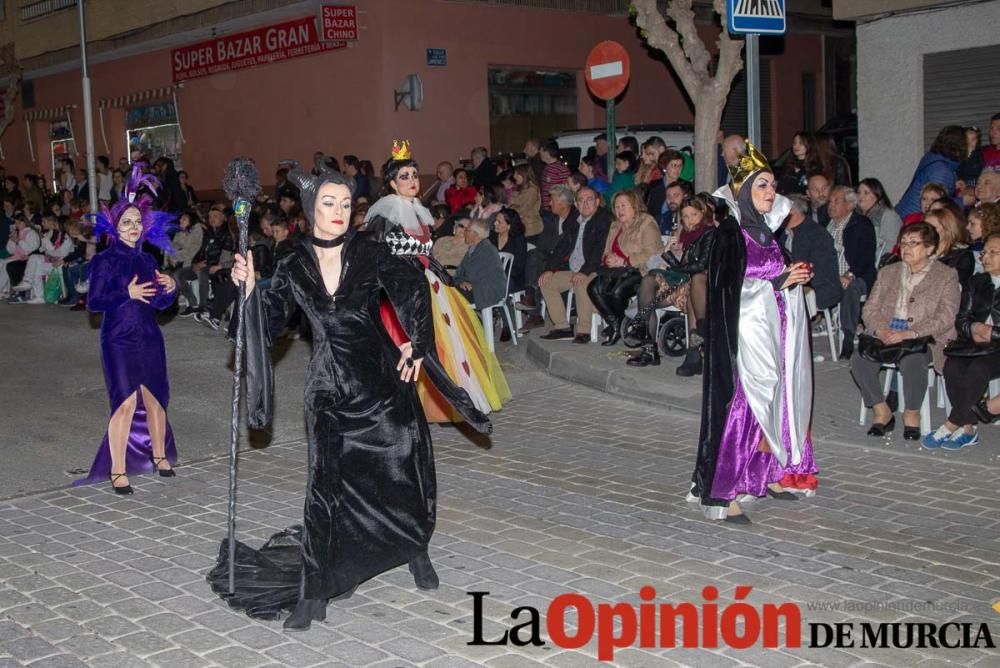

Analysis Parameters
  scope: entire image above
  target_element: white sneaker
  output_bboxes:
[26,297,46,304]
[12,282,31,292]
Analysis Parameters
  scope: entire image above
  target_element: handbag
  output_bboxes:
[648,268,691,288]
[944,339,1000,358]
[43,269,63,304]
[857,333,934,365]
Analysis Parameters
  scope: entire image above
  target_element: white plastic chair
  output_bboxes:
[820,306,842,361]
[540,289,573,325]
[473,252,518,352]
[591,313,603,343]
[510,289,526,330]
[805,289,841,361]
[857,364,934,435]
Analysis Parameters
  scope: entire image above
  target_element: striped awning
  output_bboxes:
[24,104,75,122]
[99,85,179,110]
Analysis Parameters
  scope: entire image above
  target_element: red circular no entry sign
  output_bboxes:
[585,41,631,101]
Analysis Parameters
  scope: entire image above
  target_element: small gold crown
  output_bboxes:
[391,139,412,161]
[729,140,771,196]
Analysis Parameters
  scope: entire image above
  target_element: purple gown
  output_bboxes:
[710,227,817,501]
[76,239,177,485]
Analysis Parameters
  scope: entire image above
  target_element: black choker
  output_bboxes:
[310,235,347,248]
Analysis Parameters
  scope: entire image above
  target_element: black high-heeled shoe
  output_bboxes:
[724,513,752,525]
[409,551,439,590]
[971,399,1000,424]
[766,486,798,501]
[283,598,327,632]
[601,323,621,346]
[151,456,176,478]
[110,472,133,495]
[866,416,895,437]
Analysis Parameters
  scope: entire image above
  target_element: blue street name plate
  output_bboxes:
[728,0,786,35]
[426,48,447,67]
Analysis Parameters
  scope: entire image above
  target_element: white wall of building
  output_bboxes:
[856,0,1000,200]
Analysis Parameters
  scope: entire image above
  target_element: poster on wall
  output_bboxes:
[171,16,347,82]
[127,102,177,129]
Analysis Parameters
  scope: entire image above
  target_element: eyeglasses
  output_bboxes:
[576,196,596,204]
[980,250,1000,258]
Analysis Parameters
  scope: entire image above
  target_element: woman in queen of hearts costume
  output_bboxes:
[363,140,510,423]
[76,163,179,494]
[690,142,819,525]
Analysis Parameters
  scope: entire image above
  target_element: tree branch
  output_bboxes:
[712,0,744,88]
[664,0,712,79]
[631,0,702,95]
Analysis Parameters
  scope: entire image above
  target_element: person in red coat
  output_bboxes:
[445,169,477,214]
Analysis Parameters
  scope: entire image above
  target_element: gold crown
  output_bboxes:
[391,139,412,161]
[728,140,771,196]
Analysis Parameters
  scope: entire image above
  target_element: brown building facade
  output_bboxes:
[0,0,851,189]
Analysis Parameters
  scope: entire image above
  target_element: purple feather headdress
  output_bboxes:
[90,162,177,253]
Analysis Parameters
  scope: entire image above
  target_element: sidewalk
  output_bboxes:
[524,334,1000,467]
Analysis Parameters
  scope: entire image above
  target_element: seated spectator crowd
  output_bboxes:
[5,113,1000,451]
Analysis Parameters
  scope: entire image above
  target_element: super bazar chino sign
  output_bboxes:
[172,16,346,82]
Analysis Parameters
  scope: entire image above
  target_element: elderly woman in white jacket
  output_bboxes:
[13,214,75,304]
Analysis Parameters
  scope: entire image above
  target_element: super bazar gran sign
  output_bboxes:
[171,16,346,82]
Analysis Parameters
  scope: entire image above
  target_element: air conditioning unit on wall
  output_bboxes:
[394,74,423,112]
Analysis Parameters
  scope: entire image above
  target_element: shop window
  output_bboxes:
[50,120,76,193]
[488,67,577,154]
[126,102,182,168]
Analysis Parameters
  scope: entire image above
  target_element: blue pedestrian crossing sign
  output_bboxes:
[728,0,786,35]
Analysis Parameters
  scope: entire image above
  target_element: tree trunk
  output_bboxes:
[693,89,727,193]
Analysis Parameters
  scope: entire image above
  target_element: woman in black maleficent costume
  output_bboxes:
[208,167,490,631]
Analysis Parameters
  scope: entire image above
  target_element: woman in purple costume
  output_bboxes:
[689,142,819,524]
[76,164,179,494]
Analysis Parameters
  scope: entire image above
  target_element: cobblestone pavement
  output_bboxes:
[2,373,999,666]
[2,332,999,666]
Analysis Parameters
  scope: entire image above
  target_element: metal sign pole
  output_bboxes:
[606,98,616,179]
[78,0,98,213]
[745,33,761,147]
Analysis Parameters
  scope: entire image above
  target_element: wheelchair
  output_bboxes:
[620,302,689,357]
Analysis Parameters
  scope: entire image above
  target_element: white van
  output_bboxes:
[555,123,694,168]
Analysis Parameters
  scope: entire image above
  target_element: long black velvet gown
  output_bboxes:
[208,229,489,618]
